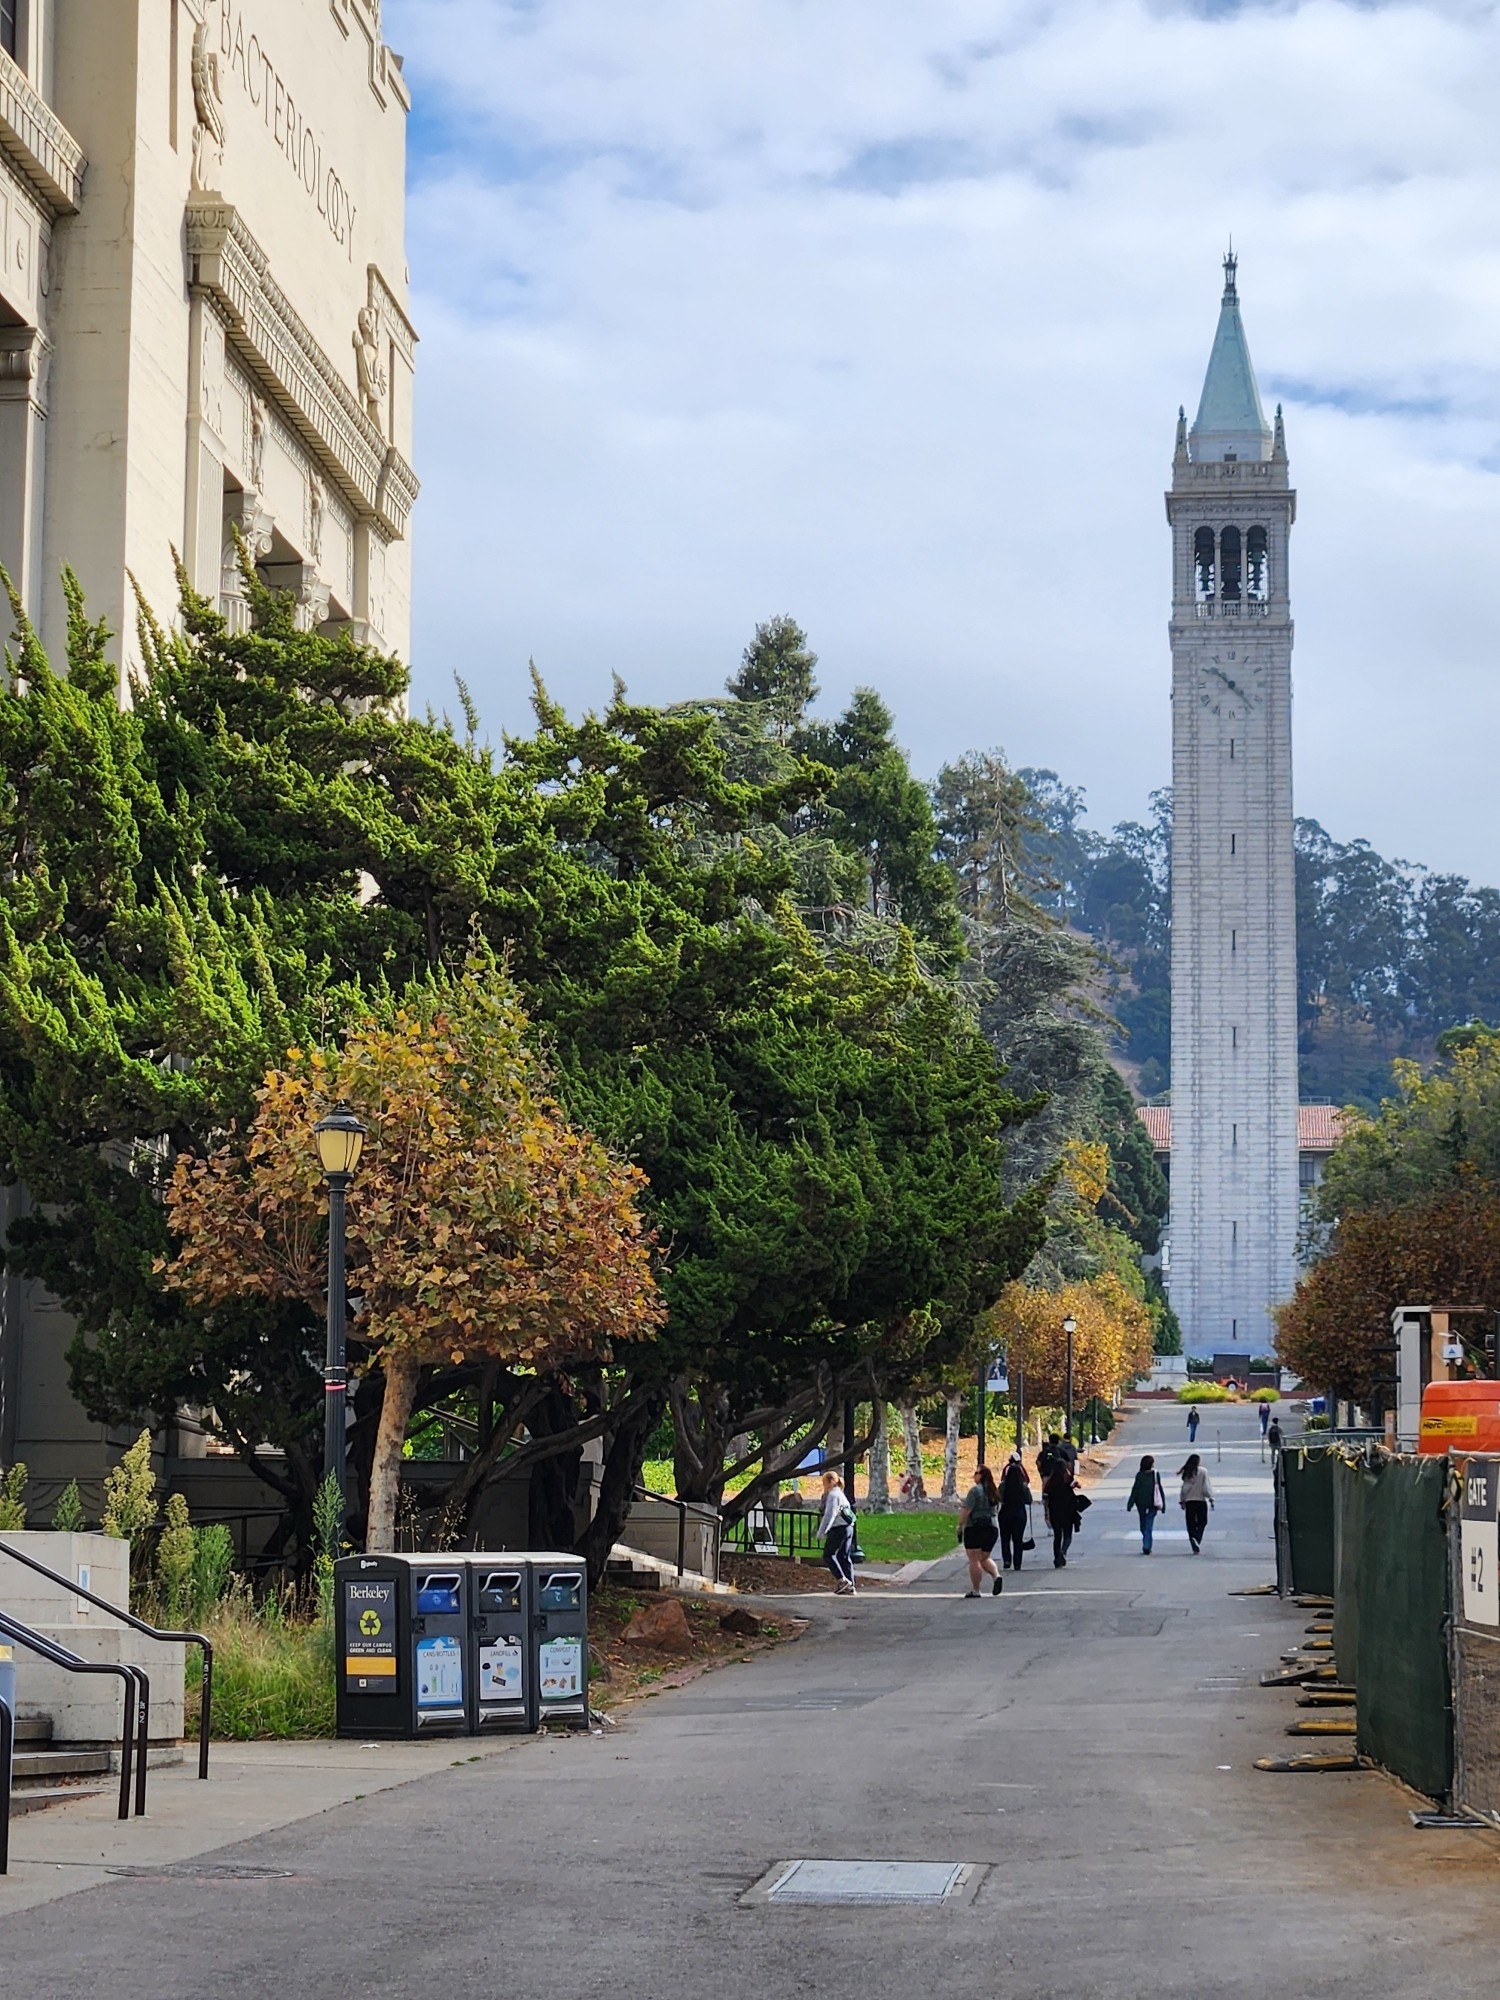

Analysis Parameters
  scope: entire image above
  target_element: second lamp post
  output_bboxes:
[313,1104,367,1527]
[1063,1314,1077,1442]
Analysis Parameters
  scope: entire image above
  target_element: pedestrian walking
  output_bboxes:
[1126,1454,1167,1555]
[1259,1400,1271,1439]
[1046,1458,1080,1568]
[997,1453,1032,1571]
[817,1470,857,1594]
[1186,1405,1200,1444]
[1267,1417,1284,1457]
[1177,1452,1215,1553]
[957,1465,1004,1597]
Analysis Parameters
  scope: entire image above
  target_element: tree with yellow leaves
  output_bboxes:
[984,1273,1153,1425]
[161,960,665,1550]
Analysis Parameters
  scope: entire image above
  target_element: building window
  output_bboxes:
[1232,1025,1238,1049]
[1220,525,1242,602]
[1229,738,1236,760]
[1299,1156,1318,1187]
[1231,929,1237,953]
[1232,1123,1238,1147]
[0,0,17,58]
[1194,525,1216,601]
[1247,525,1268,601]
[1230,832,1236,854]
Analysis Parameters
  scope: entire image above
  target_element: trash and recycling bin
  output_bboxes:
[334,1554,470,1740]
[528,1553,589,1727]
[469,1559,531,1733]
[334,1551,590,1739]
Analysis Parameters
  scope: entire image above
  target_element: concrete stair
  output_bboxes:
[9,1714,111,1812]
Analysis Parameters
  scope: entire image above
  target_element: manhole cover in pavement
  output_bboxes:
[748,1860,972,1906]
[106,1864,297,1881]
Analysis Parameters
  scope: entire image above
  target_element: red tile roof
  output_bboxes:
[1136,1105,1345,1152]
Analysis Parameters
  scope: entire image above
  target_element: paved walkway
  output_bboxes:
[4,1400,1499,1997]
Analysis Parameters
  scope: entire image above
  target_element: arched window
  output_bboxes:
[1219,525,1242,602]
[1194,526,1216,601]
[1247,525,1268,602]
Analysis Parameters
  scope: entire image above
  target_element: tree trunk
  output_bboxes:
[579,1387,666,1587]
[865,1402,891,1512]
[941,1391,962,1502]
[365,1349,421,1552]
[898,1402,926,1503]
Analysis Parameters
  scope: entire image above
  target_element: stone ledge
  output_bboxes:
[0,48,85,216]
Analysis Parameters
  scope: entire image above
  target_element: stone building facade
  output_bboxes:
[0,0,416,1507]
[1165,255,1300,1356]
[0,0,416,675]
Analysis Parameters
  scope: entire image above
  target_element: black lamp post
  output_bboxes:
[313,1104,367,1525]
[1063,1314,1077,1443]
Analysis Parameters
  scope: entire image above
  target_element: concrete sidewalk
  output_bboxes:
[0,1733,529,1918]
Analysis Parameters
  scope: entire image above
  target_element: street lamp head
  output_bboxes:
[1063,1316,1077,1335]
[313,1103,367,1180]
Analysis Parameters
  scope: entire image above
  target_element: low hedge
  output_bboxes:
[1177,1383,1237,1403]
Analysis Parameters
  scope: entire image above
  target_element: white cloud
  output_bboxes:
[386,0,1500,878]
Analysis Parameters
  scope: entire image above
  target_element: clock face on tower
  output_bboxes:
[1197,654,1264,716]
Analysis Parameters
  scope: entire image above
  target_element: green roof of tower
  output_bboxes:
[1189,250,1272,462]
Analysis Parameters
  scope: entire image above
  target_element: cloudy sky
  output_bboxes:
[386,0,1500,882]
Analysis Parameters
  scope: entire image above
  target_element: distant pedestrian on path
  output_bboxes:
[1186,1405,1200,1444]
[1126,1455,1167,1554]
[957,1465,1004,1598]
[1259,1401,1271,1439]
[1177,1453,1215,1553]
[1267,1417,1284,1458]
[1046,1458,1080,1568]
[998,1453,1032,1571]
[817,1470,857,1595]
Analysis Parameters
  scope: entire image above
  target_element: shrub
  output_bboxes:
[1248,1387,1280,1403]
[1303,1412,1330,1431]
[1177,1383,1236,1404]
[0,1461,28,1529]
[192,1523,236,1622]
[102,1429,157,1542]
[155,1493,197,1627]
[50,1479,87,1532]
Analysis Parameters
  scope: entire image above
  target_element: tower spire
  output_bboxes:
[1189,248,1270,463]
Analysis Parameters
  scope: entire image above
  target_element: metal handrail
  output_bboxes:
[0,1609,147,1819]
[632,1483,690,1578]
[0,1690,12,1873]
[0,1540,213,1779]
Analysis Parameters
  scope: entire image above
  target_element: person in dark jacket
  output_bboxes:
[1126,1454,1167,1554]
[997,1454,1032,1571]
[1046,1460,1079,1568]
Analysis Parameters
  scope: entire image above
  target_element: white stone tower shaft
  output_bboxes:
[1166,255,1300,1356]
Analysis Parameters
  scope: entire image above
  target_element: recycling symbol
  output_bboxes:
[359,1609,383,1636]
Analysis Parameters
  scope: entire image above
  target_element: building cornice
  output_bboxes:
[186,199,418,539]
[0,48,85,217]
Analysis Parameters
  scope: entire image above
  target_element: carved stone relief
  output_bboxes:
[190,22,226,195]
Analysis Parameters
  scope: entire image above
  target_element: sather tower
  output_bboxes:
[1166,253,1300,1356]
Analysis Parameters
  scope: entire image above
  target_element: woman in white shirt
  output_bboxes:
[1177,1453,1215,1554]
[817,1471,857,1595]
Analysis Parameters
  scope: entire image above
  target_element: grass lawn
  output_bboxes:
[853,1510,959,1562]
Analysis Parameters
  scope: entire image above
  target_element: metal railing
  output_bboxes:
[0,1608,147,1821]
[0,1539,213,1780]
[631,1484,690,1578]
[0,1688,12,1874]
[721,1505,824,1559]
[1193,599,1273,618]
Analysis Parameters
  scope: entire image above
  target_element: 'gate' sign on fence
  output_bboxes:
[1462,1462,1499,1627]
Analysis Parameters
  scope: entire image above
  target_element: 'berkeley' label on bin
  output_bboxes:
[343,1579,397,1692]
[538,1637,583,1701]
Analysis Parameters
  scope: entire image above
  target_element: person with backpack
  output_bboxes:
[1259,1400,1272,1439]
[1126,1454,1167,1554]
[1177,1453,1215,1553]
[1267,1417,1285,1458]
[997,1453,1033,1571]
[957,1465,1004,1597]
[817,1470,857,1595]
[1046,1457,1081,1568]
